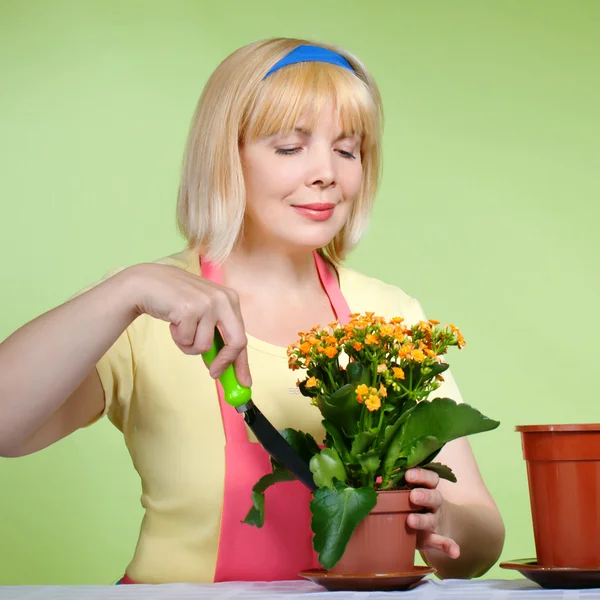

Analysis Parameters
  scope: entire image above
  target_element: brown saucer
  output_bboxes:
[500,558,600,589]
[298,566,435,591]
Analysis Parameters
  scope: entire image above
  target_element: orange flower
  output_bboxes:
[425,348,437,359]
[365,394,381,412]
[380,324,394,337]
[288,355,300,370]
[436,374,445,382]
[398,345,413,359]
[324,346,338,358]
[299,342,312,355]
[316,346,326,354]
[349,313,361,318]
[418,320,432,331]
[365,333,380,345]
[379,383,387,398]
[356,384,369,396]
[429,319,440,325]
[306,376,319,388]
[391,316,404,324]
[307,335,320,346]
[394,326,405,342]
[392,367,405,379]
[411,349,426,362]
[377,363,387,374]
[352,341,363,351]
[449,324,466,348]
[325,336,337,346]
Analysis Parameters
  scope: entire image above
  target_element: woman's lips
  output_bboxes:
[292,203,336,222]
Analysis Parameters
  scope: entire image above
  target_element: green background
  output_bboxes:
[1,0,599,585]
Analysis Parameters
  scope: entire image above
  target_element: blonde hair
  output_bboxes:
[176,37,383,266]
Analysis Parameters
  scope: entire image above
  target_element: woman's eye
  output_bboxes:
[337,150,357,159]
[275,147,302,155]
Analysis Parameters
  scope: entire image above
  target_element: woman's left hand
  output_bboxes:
[405,467,461,559]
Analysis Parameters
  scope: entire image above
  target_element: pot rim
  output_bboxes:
[516,423,600,432]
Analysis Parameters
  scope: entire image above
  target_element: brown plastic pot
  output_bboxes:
[516,424,600,568]
[328,489,419,575]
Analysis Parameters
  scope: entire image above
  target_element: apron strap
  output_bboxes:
[312,250,352,326]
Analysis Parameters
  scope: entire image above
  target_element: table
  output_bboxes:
[0,578,598,599]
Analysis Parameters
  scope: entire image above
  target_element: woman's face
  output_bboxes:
[240,102,363,252]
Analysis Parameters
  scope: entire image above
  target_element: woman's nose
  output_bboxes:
[306,146,336,189]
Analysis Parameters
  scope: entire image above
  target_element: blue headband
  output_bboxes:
[263,45,355,79]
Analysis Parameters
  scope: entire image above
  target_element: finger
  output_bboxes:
[417,532,461,559]
[410,488,443,510]
[170,314,200,350]
[193,311,218,356]
[220,290,252,387]
[233,346,253,388]
[209,312,248,379]
[407,512,438,533]
[406,467,440,489]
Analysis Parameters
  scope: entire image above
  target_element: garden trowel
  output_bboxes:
[203,327,317,491]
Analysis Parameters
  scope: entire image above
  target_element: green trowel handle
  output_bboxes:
[202,326,252,408]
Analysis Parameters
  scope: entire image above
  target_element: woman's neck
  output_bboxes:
[221,241,321,296]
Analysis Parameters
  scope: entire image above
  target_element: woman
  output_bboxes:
[0,38,504,583]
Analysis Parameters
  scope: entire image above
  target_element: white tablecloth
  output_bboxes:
[0,578,597,599]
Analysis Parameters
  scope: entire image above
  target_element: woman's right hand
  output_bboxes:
[126,263,252,387]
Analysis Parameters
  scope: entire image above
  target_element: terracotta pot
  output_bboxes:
[328,489,419,575]
[516,424,600,568]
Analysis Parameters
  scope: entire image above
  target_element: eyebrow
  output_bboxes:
[291,127,359,142]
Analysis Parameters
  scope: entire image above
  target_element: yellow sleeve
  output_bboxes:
[401,294,465,405]
[91,326,134,432]
[69,267,135,432]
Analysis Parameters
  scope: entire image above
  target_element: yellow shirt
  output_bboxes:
[88,248,464,583]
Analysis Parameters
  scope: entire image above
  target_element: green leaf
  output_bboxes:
[242,469,296,527]
[405,436,442,468]
[243,428,320,528]
[346,361,370,385]
[322,420,352,463]
[400,398,500,448]
[399,398,417,416]
[351,432,375,457]
[356,449,381,476]
[418,447,442,467]
[310,448,347,489]
[317,384,362,437]
[383,425,405,477]
[422,462,457,483]
[311,481,378,569]
[279,428,321,464]
[424,362,449,379]
[380,404,418,455]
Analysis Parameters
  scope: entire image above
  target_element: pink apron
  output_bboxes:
[118,250,352,583]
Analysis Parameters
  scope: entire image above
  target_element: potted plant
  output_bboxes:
[244,312,500,575]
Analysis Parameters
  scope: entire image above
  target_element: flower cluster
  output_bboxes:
[287,311,465,407]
